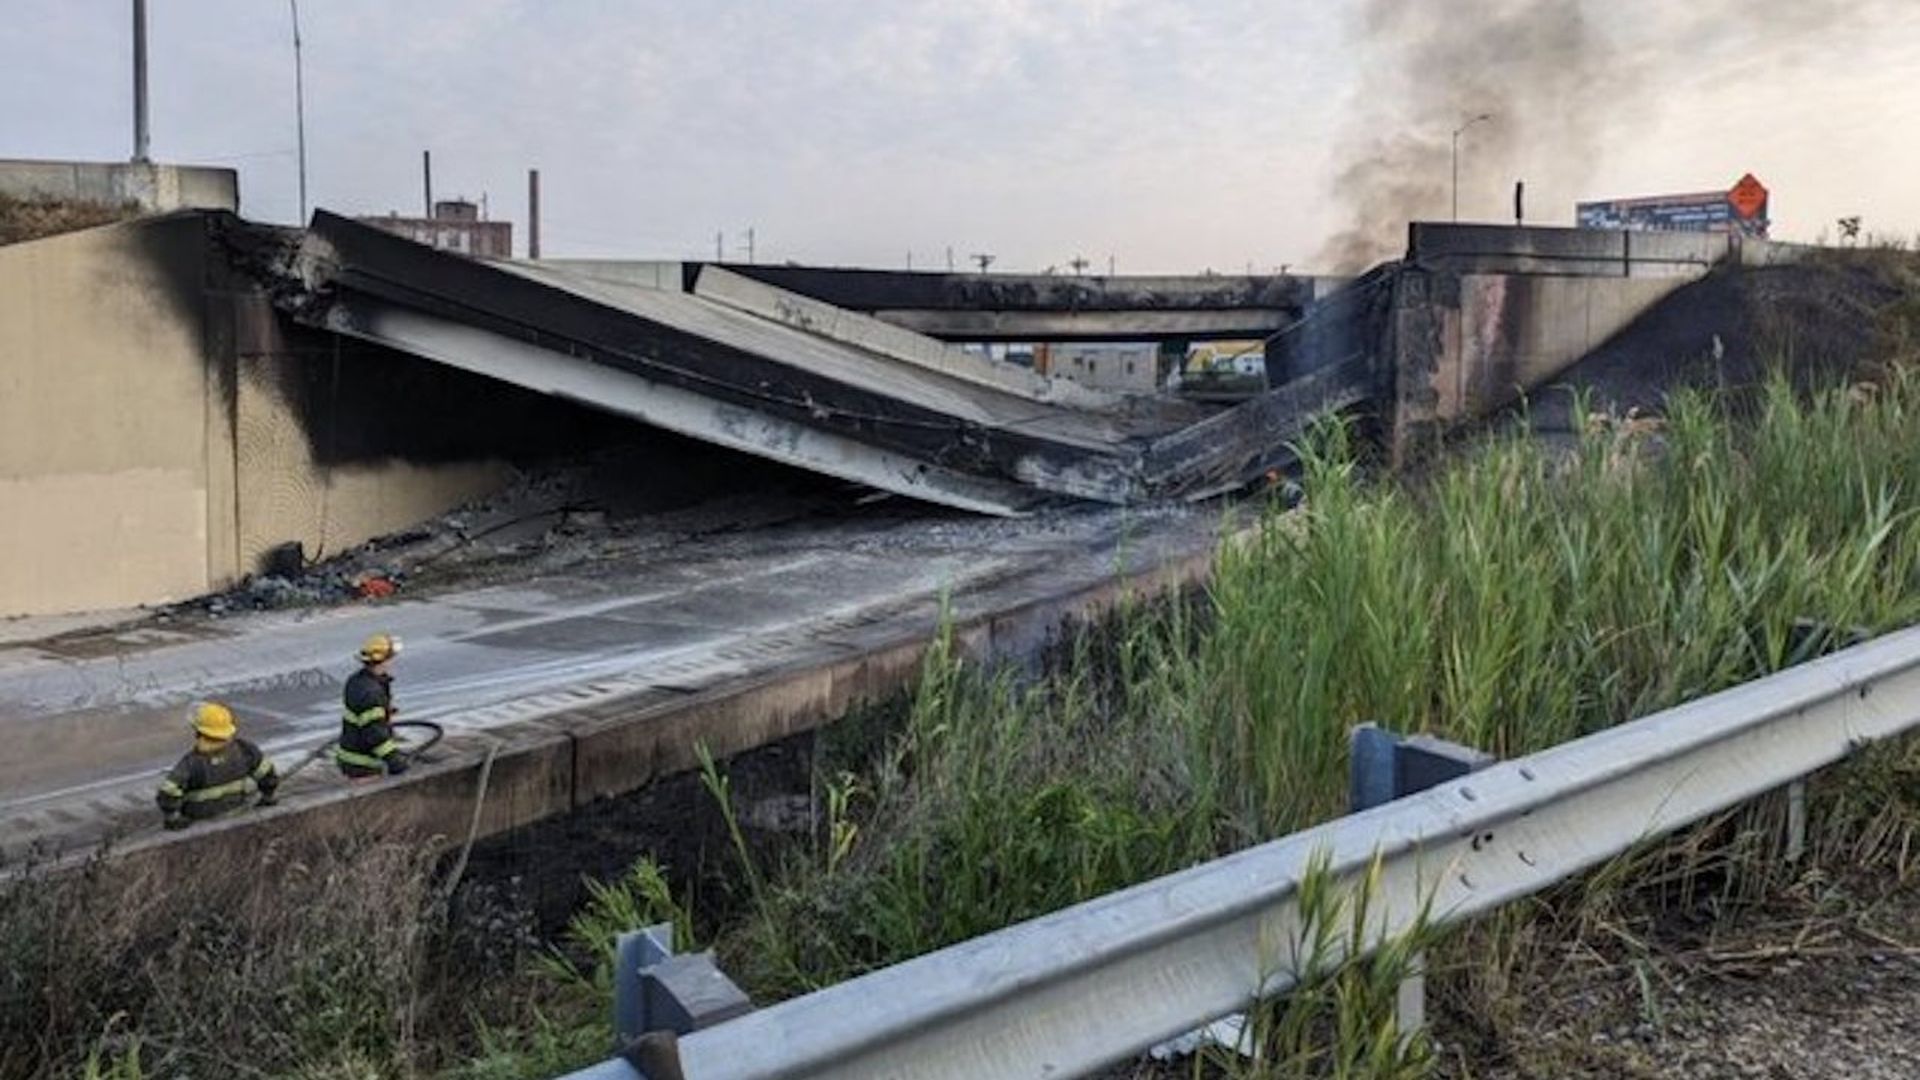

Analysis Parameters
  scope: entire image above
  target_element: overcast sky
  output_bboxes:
[5,1,1919,271]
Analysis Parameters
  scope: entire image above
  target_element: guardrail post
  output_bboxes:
[1786,778,1808,863]
[1776,619,1866,865]
[610,920,754,1077]
[614,924,677,1046]
[1349,725,1495,1038]
[1348,724,1398,811]
[640,953,755,1034]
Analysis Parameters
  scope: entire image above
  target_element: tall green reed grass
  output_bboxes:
[714,370,1920,1001]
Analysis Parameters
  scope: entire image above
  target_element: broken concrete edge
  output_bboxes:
[289,213,1162,508]
[691,265,1120,412]
[717,263,1314,317]
[314,292,1049,516]
[53,531,1246,890]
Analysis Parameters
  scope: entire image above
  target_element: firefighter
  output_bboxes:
[337,632,410,779]
[155,701,280,830]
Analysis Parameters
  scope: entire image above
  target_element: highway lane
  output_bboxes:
[0,505,1220,858]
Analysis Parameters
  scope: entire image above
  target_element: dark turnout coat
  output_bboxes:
[337,667,404,776]
[156,738,278,823]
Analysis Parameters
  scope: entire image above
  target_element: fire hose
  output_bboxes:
[277,718,445,781]
[264,718,497,889]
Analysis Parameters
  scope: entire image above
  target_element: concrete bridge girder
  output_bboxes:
[720,263,1320,343]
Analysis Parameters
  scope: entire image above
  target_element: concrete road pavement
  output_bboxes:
[0,505,1223,858]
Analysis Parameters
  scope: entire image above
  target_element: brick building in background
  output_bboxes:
[360,198,511,258]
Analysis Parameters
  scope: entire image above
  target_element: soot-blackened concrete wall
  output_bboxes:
[1387,267,1695,464]
[0,212,628,618]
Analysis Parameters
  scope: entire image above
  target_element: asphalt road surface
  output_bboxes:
[0,505,1221,859]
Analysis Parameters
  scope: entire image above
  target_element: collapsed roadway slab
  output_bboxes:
[277,212,1365,515]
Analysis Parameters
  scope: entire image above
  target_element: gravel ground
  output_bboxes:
[1433,870,1920,1079]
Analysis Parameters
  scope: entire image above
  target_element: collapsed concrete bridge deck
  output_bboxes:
[277,211,1371,515]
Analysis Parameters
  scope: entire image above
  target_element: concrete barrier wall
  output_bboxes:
[1407,222,1806,279]
[0,215,516,617]
[0,158,239,213]
[1409,222,1727,278]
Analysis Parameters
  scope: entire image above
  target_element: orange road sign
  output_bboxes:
[1729,174,1768,220]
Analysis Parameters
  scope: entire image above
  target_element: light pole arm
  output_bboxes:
[1449,114,1492,224]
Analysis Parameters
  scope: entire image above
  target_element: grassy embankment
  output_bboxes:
[12,278,1920,1077]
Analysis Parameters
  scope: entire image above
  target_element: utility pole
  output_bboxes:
[422,150,432,215]
[1107,254,1115,276]
[132,0,150,162]
[1068,255,1089,276]
[743,226,755,264]
[289,0,307,222]
[1451,113,1493,222]
[971,253,995,273]
[715,230,724,261]
[527,168,541,259]
[945,246,954,272]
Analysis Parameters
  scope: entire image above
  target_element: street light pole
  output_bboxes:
[290,0,308,223]
[132,0,149,162]
[1451,113,1493,223]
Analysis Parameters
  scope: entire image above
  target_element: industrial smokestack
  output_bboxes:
[422,150,432,217]
[527,168,541,259]
[132,0,150,162]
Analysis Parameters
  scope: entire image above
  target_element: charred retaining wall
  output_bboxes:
[0,212,631,618]
[1392,226,1807,463]
[93,538,1226,885]
[1270,223,1805,465]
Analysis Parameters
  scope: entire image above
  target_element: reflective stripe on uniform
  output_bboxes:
[342,705,388,726]
[335,739,398,769]
[158,779,185,797]
[183,777,256,802]
[251,757,275,779]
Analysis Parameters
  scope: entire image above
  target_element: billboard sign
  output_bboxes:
[1576,174,1769,237]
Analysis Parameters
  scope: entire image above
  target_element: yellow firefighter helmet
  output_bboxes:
[357,633,402,665]
[191,701,237,741]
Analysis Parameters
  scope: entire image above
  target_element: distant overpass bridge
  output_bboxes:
[694,263,1330,342]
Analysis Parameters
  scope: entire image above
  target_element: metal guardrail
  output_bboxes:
[563,624,1920,1080]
